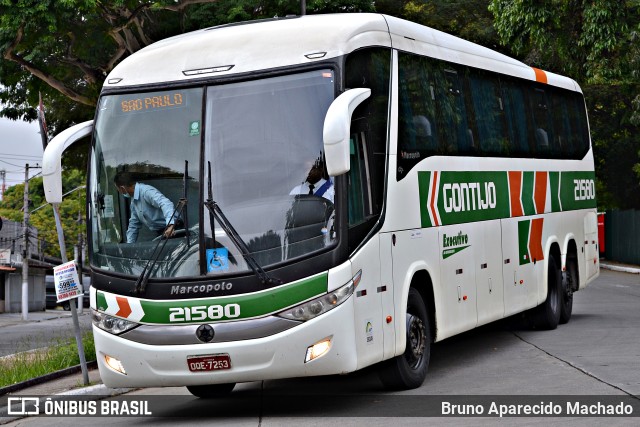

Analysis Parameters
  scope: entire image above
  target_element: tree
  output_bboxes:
[0,1,226,135]
[0,1,375,135]
[0,170,85,259]
[377,0,499,50]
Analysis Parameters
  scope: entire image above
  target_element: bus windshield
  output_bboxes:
[203,70,336,275]
[89,70,337,279]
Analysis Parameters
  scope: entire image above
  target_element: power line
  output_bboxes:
[0,159,24,168]
[0,152,42,157]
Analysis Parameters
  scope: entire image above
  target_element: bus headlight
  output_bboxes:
[92,309,139,334]
[277,270,361,321]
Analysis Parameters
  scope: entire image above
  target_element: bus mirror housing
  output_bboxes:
[43,120,94,204]
[323,88,371,176]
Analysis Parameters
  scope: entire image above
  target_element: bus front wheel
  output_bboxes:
[378,287,431,390]
[186,383,235,398]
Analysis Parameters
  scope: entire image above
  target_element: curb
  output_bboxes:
[600,262,640,274]
[0,361,97,396]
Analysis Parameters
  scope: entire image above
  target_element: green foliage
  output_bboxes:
[488,0,637,83]
[0,169,86,259]
[392,0,498,49]
[0,332,95,388]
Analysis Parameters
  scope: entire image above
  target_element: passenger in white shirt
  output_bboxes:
[289,160,334,203]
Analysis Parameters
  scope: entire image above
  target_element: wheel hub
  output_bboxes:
[405,313,426,369]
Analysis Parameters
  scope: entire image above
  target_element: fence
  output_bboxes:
[604,209,640,265]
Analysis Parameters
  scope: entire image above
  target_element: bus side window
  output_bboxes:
[551,89,573,158]
[438,68,475,154]
[501,80,531,156]
[344,47,389,249]
[572,93,591,158]
[468,69,508,156]
[348,130,372,227]
[397,52,439,179]
[530,87,559,156]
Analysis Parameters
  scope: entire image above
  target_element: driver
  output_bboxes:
[289,156,334,203]
[114,172,181,243]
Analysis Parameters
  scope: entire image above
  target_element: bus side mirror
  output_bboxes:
[43,121,94,204]
[323,88,371,177]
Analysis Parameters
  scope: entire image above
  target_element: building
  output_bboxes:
[0,217,46,313]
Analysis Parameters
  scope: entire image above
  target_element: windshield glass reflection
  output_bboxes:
[204,70,337,275]
[89,88,202,278]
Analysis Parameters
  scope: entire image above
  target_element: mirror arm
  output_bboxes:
[43,121,94,204]
[322,88,371,176]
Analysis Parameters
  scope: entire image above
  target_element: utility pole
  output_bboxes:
[75,210,84,313]
[21,164,30,320]
[0,170,6,200]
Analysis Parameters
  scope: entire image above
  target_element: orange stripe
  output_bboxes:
[534,171,548,214]
[529,218,545,262]
[115,296,132,318]
[430,171,439,226]
[508,171,523,217]
[533,67,548,84]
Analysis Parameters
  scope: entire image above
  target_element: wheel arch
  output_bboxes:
[394,263,439,356]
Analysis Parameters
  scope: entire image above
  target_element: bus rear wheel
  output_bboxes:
[560,258,577,324]
[531,256,562,330]
[186,383,235,398]
[378,287,431,390]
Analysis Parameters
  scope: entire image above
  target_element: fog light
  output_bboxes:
[305,336,332,363]
[104,354,127,375]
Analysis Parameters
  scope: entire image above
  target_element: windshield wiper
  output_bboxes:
[135,197,187,295]
[204,161,281,286]
[135,161,190,295]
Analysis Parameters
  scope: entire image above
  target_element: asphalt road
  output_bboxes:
[2,269,639,426]
[0,310,92,358]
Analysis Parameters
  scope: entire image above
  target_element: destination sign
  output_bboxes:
[119,93,184,113]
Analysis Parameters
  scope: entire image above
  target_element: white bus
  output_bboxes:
[43,13,599,396]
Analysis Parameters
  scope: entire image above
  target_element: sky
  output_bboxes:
[0,117,45,201]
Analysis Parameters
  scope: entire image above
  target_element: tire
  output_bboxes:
[378,287,431,390]
[559,258,577,324]
[531,256,562,330]
[62,301,71,311]
[186,383,235,398]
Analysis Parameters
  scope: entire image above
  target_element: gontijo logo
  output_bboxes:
[418,170,597,228]
[442,182,497,213]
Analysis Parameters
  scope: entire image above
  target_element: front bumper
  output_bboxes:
[95,298,357,388]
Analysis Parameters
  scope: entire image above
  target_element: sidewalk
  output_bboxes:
[0,310,131,423]
[599,260,640,274]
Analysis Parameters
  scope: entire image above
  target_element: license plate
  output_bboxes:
[187,354,232,372]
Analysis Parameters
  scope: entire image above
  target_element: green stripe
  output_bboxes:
[442,245,470,259]
[559,171,597,211]
[549,172,561,212]
[417,170,596,227]
[97,273,328,324]
[435,171,510,225]
[521,172,536,216]
[518,220,531,266]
